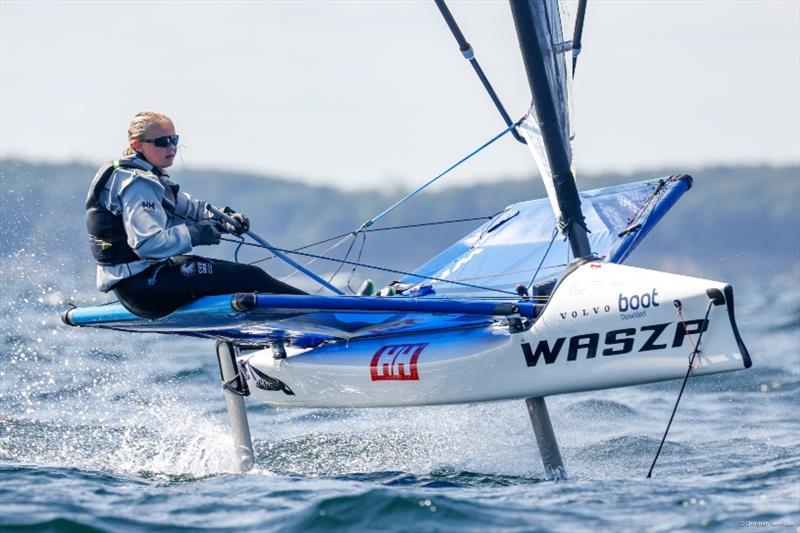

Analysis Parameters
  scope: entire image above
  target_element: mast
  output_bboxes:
[507,0,593,481]
[509,0,592,259]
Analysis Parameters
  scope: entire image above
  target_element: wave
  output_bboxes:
[564,399,637,418]
[280,489,518,532]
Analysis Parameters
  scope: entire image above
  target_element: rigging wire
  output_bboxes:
[232,234,246,263]
[219,237,519,296]
[317,230,359,294]
[264,120,514,283]
[526,227,559,290]
[360,215,499,234]
[345,230,368,293]
[620,179,668,233]
[358,123,517,231]
[646,299,715,478]
[221,236,567,290]
[207,204,344,295]
[271,120,513,282]
[242,214,497,267]
[211,122,515,293]
[280,231,362,283]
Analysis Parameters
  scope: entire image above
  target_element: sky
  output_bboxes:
[1,0,798,191]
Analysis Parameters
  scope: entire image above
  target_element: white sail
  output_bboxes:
[513,0,578,231]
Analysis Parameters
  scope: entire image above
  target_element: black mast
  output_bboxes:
[509,0,592,259]
[571,0,588,74]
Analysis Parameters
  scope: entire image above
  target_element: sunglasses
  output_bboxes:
[142,134,180,148]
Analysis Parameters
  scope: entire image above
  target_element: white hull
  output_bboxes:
[243,262,749,408]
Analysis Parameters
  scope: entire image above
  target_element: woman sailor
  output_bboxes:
[86,111,305,318]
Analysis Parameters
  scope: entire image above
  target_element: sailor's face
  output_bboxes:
[132,120,177,169]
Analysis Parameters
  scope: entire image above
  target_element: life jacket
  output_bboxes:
[85,155,179,266]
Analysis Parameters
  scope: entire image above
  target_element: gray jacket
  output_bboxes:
[95,167,211,291]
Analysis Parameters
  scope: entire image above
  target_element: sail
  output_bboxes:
[516,0,574,222]
[510,0,589,256]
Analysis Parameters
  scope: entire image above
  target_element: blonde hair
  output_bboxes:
[123,111,172,156]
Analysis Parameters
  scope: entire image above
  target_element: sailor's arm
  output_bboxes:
[120,179,193,259]
[174,187,214,224]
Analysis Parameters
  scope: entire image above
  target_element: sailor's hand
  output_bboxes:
[221,207,250,235]
[188,220,222,246]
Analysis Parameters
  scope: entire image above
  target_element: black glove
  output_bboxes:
[188,219,222,246]
[220,206,250,235]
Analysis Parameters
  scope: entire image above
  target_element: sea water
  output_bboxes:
[1,262,798,532]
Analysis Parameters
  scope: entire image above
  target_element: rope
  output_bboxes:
[286,231,362,283]
[675,301,703,367]
[222,240,519,296]
[358,122,518,230]
[345,231,368,294]
[362,215,499,233]
[622,178,668,231]
[210,122,515,293]
[315,230,359,295]
[220,236,566,295]
[232,234,245,263]
[238,214,497,267]
[526,227,559,291]
[646,299,714,478]
[252,214,497,293]
[270,120,514,281]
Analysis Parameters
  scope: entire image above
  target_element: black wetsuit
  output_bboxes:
[114,255,305,319]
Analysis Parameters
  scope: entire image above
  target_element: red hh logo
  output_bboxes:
[370,343,428,381]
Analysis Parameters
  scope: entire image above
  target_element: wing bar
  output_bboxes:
[232,294,535,319]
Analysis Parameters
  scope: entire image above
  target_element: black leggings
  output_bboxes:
[114,255,306,319]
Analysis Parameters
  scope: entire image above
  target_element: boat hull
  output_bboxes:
[243,262,750,408]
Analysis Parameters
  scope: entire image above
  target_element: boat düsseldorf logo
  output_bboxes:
[618,288,660,321]
[250,366,295,395]
[559,288,661,321]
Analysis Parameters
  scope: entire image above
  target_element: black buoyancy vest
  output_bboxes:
[86,156,179,266]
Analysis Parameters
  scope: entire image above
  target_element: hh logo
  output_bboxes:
[370,343,428,381]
